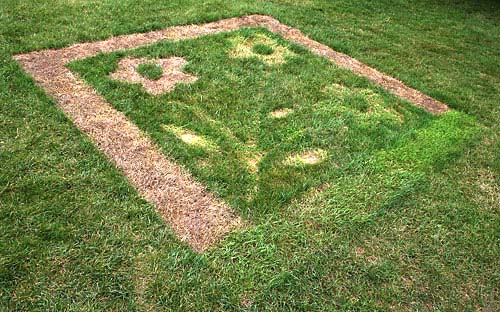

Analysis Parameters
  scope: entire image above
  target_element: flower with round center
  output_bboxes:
[110,56,198,95]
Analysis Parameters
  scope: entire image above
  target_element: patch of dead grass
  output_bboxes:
[111,57,198,95]
[229,33,295,65]
[246,153,263,172]
[269,108,294,118]
[163,125,217,151]
[285,149,328,166]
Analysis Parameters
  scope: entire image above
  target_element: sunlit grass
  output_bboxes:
[1,0,499,310]
[136,62,163,80]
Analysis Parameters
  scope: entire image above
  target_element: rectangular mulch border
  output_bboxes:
[13,14,449,252]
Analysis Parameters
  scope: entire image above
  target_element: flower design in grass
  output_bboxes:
[111,57,198,95]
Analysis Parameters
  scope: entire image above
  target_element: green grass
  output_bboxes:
[1,0,499,311]
[136,62,163,80]
[67,29,470,221]
[252,43,275,56]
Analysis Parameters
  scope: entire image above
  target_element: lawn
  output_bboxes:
[1,0,499,311]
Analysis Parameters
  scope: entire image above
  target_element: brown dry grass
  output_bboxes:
[111,57,197,95]
[163,124,217,151]
[286,149,327,166]
[228,33,294,65]
[269,108,294,118]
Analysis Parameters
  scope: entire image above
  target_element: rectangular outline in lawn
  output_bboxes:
[13,14,449,252]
